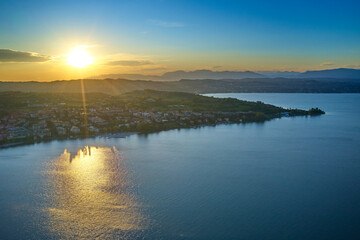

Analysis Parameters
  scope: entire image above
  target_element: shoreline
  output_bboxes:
[0,132,138,149]
[0,114,321,150]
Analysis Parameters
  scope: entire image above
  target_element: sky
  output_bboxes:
[0,0,359,81]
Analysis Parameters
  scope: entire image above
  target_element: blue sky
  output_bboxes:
[0,0,359,80]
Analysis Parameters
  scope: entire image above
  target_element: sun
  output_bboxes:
[67,46,94,68]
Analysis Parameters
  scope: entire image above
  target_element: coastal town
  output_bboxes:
[0,90,324,147]
[0,104,257,146]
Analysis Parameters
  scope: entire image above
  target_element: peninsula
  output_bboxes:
[0,90,324,148]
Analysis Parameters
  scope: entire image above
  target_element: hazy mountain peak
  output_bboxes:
[299,68,360,79]
[92,69,264,81]
[161,69,263,80]
[90,68,360,81]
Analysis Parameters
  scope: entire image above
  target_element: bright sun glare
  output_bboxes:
[67,46,94,68]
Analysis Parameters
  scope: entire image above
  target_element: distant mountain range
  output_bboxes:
[92,68,360,81]
[1,68,359,95]
[297,68,360,79]
[1,77,360,95]
[161,70,264,80]
[93,70,264,81]
[255,71,302,78]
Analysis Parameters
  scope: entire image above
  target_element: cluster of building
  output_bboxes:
[0,102,250,146]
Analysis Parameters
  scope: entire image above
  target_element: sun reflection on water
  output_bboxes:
[44,146,147,239]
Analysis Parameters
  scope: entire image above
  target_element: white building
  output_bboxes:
[70,126,80,134]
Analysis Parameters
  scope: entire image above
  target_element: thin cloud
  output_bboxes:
[148,19,185,27]
[143,67,168,71]
[342,64,360,69]
[106,60,153,66]
[320,62,334,67]
[0,49,52,62]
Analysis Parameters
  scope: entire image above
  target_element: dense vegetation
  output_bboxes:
[112,90,293,114]
[0,91,107,111]
[308,107,325,115]
[0,89,321,116]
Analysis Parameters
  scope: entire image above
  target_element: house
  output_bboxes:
[70,126,80,134]
[88,126,99,133]
[71,119,80,125]
[88,116,107,125]
[32,120,47,131]
[36,129,51,139]
[56,127,67,136]
[7,127,31,140]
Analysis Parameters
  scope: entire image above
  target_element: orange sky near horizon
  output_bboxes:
[1,46,359,81]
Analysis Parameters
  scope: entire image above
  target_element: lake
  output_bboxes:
[0,93,359,240]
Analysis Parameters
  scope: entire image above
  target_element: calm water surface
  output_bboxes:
[0,94,359,240]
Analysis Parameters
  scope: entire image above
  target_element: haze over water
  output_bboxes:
[0,93,359,240]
